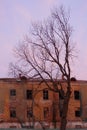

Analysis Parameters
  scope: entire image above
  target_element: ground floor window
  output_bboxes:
[75,109,80,117]
[10,109,16,118]
[27,107,33,118]
[44,107,49,119]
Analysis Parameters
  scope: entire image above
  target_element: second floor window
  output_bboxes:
[74,91,80,100]
[26,90,32,99]
[10,89,16,96]
[43,89,48,100]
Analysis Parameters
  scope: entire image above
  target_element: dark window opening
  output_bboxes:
[74,91,80,100]
[43,90,48,100]
[27,107,33,118]
[10,109,16,118]
[75,110,80,117]
[10,89,16,96]
[26,90,32,99]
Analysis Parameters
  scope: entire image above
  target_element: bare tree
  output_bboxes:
[9,6,75,130]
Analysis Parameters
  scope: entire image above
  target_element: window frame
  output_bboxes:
[43,107,49,119]
[27,107,33,118]
[10,89,16,96]
[10,109,16,118]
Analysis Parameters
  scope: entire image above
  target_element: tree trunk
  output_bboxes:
[60,92,71,130]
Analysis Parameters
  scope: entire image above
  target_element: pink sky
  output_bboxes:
[0,0,87,80]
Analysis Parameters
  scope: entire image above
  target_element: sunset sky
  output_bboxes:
[0,0,87,80]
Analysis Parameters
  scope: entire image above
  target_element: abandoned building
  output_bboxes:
[0,77,86,128]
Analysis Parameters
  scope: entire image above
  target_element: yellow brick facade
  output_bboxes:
[0,78,84,127]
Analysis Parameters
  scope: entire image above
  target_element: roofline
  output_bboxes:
[0,78,87,83]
